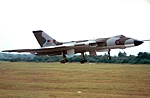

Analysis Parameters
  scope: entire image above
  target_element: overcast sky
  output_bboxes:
[0,0,150,56]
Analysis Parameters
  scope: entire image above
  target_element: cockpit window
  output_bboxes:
[114,35,126,38]
[120,35,126,38]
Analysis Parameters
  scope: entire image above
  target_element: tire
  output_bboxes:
[107,56,111,60]
[80,59,87,64]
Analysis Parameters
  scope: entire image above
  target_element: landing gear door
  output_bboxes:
[67,49,75,55]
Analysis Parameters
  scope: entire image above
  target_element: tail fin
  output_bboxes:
[33,30,62,47]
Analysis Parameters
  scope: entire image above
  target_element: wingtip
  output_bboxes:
[2,50,8,52]
[2,50,16,52]
[33,30,43,33]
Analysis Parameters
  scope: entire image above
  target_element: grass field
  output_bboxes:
[0,62,149,98]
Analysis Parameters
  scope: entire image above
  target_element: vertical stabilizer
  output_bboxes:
[33,30,62,47]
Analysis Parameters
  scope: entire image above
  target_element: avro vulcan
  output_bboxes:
[2,30,147,63]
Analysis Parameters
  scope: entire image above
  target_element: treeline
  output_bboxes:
[0,52,150,64]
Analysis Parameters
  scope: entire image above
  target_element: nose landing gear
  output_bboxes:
[107,49,111,60]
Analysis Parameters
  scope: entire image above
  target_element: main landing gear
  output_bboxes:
[60,49,111,63]
[60,51,87,64]
[60,51,68,63]
[80,52,87,64]
[107,49,111,60]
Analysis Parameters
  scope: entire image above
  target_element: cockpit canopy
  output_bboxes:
[113,35,126,38]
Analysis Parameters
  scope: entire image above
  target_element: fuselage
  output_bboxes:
[49,35,143,53]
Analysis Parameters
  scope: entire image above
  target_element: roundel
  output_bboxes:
[115,40,120,45]
[47,40,51,42]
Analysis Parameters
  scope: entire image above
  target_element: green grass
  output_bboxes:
[0,62,150,98]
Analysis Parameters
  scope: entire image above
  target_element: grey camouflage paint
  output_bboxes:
[33,30,134,48]
[2,30,144,56]
[33,30,46,47]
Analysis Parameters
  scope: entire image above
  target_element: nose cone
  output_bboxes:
[134,40,143,46]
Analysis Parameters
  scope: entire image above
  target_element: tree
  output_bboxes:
[118,51,127,57]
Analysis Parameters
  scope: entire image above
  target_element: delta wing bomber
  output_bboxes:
[2,30,147,63]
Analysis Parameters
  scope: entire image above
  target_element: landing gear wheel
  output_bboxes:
[107,49,111,60]
[80,59,87,64]
[107,56,111,60]
[61,51,68,63]
[60,59,68,63]
[60,60,65,63]
[64,59,68,62]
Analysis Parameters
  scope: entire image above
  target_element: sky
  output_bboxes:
[0,0,150,56]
